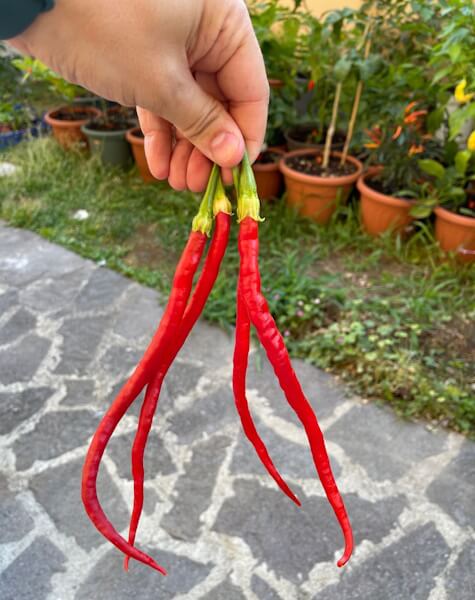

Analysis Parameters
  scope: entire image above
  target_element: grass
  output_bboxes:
[1,138,474,436]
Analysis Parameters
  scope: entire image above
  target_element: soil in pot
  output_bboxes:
[252,149,284,200]
[82,116,135,167]
[279,149,363,224]
[45,106,101,149]
[357,172,414,237]
[434,207,475,263]
[284,124,346,152]
[126,127,156,182]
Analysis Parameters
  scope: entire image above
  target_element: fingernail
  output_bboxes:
[210,131,243,165]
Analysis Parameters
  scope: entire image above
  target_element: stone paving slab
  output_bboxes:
[0,222,474,600]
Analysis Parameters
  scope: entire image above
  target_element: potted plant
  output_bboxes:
[81,106,136,168]
[358,97,445,236]
[409,148,475,262]
[126,127,156,182]
[12,57,100,149]
[279,7,377,224]
[0,98,40,150]
[252,147,285,200]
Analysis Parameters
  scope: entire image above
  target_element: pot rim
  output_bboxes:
[357,170,414,208]
[125,127,144,145]
[45,105,101,126]
[435,206,475,227]
[253,147,285,172]
[279,149,363,186]
[81,121,135,137]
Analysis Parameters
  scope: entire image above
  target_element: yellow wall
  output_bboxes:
[304,0,362,15]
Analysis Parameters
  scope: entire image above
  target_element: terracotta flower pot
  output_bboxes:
[434,207,475,263]
[357,172,414,237]
[252,148,284,200]
[268,78,284,89]
[126,127,156,182]
[279,149,363,224]
[44,106,101,149]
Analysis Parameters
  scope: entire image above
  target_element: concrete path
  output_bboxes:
[0,223,473,600]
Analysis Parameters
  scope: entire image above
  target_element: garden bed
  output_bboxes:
[1,139,473,436]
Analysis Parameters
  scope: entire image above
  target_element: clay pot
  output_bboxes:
[252,148,284,200]
[268,78,284,89]
[81,121,134,168]
[434,207,475,263]
[279,149,363,224]
[126,127,156,182]
[357,172,414,237]
[44,106,101,149]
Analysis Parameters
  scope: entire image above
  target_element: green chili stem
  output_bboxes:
[192,164,219,235]
[237,152,263,223]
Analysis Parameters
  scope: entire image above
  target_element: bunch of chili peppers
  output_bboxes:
[82,155,353,575]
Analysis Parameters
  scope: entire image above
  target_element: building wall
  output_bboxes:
[305,0,362,15]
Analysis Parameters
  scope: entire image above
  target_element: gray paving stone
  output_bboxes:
[213,480,406,584]
[168,386,236,444]
[62,379,96,407]
[316,523,449,600]
[176,320,234,371]
[445,540,475,600]
[100,344,144,379]
[0,473,34,543]
[0,334,50,385]
[75,547,212,600]
[251,575,282,600]
[0,289,18,314]
[112,284,163,340]
[165,359,205,399]
[246,354,347,426]
[326,404,447,482]
[0,386,53,435]
[426,442,475,528]
[0,308,36,345]
[19,268,93,313]
[55,315,110,375]
[0,225,85,286]
[13,410,98,470]
[107,430,175,480]
[230,418,339,480]
[74,267,130,312]
[0,536,66,600]
[30,457,129,551]
[206,578,246,599]
[161,435,231,541]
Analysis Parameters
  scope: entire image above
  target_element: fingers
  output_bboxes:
[217,29,269,163]
[137,108,172,180]
[168,138,194,191]
[159,67,245,169]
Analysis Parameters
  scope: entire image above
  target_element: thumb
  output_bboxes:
[160,71,245,168]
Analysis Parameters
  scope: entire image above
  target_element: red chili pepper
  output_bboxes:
[234,284,301,506]
[236,154,353,567]
[125,179,232,570]
[81,166,220,574]
[307,79,315,92]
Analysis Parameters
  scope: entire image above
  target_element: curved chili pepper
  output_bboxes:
[236,154,353,567]
[125,178,232,570]
[81,166,220,574]
[233,285,301,506]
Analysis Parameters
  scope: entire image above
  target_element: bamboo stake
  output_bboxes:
[340,7,376,166]
[322,81,343,170]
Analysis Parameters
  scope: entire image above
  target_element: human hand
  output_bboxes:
[9,0,269,191]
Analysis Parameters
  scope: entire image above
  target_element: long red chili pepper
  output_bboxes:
[236,154,353,567]
[125,176,232,570]
[81,166,220,574]
[233,284,301,506]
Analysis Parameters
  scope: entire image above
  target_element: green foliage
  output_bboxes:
[12,56,87,103]
[0,139,473,436]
